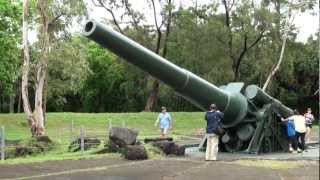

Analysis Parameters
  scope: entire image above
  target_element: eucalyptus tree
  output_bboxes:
[22,0,86,136]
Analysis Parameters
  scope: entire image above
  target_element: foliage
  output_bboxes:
[0,112,205,163]
[46,36,90,111]
[0,0,318,114]
[0,0,21,96]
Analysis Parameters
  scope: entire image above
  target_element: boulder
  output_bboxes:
[171,144,185,156]
[124,145,148,160]
[109,127,138,147]
[68,137,101,152]
[150,140,185,156]
[151,140,175,155]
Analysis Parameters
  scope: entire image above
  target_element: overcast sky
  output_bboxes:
[29,0,319,43]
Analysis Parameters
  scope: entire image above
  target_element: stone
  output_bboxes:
[14,146,33,157]
[144,137,173,143]
[109,127,138,146]
[124,145,148,160]
[151,140,175,155]
[150,140,185,156]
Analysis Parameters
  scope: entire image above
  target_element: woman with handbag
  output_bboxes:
[205,104,224,161]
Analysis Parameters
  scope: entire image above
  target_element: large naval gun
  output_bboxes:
[83,20,293,153]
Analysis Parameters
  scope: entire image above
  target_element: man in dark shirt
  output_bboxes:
[205,104,224,161]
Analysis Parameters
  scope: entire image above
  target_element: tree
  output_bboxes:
[0,0,21,113]
[144,0,173,111]
[221,0,267,81]
[91,0,174,111]
[21,0,86,136]
[262,0,317,91]
[22,0,37,135]
[46,36,90,112]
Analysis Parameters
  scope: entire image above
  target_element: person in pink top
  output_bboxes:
[304,108,314,143]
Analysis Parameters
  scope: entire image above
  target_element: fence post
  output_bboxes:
[70,119,74,142]
[122,120,126,128]
[108,119,112,131]
[80,126,85,154]
[1,126,5,161]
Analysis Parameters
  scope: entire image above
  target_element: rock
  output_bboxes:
[105,139,125,153]
[171,144,185,156]
[151,141,175,155]
[109,127,138,147]
[151,140,185,156]
[68,137,101,152]
[14,146,33,157]
[124,145,148,160]
[35,136,52,143]
[144,137,173,143]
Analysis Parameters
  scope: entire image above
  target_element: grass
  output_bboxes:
[0,112,205,164]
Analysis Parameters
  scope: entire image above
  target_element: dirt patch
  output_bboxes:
[0,157,318,180]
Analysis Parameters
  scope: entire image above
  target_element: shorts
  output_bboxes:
[306,124,312,128]
[161,128,169,135]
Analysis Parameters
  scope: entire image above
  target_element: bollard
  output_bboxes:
[80,126,85,154]
[1,126,5,161]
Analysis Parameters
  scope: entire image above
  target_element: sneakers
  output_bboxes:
[289,147,294,152]
[297,148,303,153]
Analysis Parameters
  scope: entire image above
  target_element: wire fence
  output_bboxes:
[0,119,203,161]
[0,119,125,161]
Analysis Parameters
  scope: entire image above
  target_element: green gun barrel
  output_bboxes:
[83,20,247,127]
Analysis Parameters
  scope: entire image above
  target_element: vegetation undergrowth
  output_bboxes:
[0,112,204,163]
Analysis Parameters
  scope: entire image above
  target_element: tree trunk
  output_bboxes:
[33,0,51,136]
[144,79,160,111]
[262,0,293,91]
[9,94,15,113]
[262,33,288,91]
[34,65,47,135]
[17,82,21,113]
[22,0,37,136]
[144,0,172,112]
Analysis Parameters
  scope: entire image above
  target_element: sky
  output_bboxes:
[30,0,319,43]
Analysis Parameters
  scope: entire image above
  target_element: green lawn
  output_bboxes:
[0,112,205,164]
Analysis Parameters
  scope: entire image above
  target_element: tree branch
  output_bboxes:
[123,0,139,29]
[93,0,124,34]
[161,0,172,58]
[247,30,265,50]
[222,0,234,60]
[151,0,161,33]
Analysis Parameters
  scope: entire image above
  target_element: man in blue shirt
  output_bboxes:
[154,106,172,137]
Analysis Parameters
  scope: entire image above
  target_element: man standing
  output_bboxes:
[205,104,224,161]
[154,106,172,137]
[291,110,307,152]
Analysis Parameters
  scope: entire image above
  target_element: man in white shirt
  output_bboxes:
[289,110,307,152]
